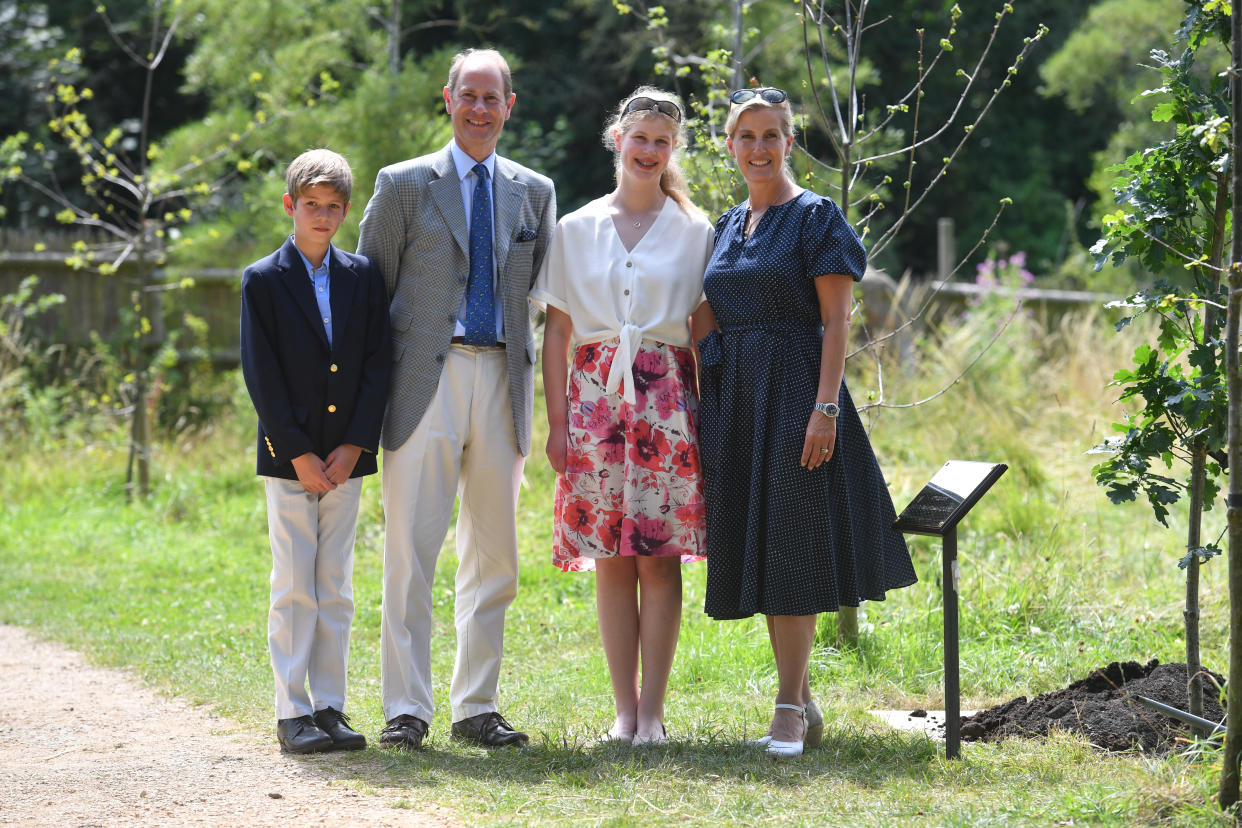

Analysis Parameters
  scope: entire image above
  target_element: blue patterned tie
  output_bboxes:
[464,162,496,346]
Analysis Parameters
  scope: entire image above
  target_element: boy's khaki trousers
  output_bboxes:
[265,476,362,720]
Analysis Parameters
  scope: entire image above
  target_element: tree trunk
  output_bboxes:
[131,369,150,499]
[1221,261,1242,812]
[836,607,858,648]
[1191,172,1228,739]
[1185,440,1206,736]
[731,0,744,89]
[387,0,400,78]
[131,251,152,500]
[1218,0,1242,810]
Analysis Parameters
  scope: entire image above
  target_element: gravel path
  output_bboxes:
[0,625,455,827]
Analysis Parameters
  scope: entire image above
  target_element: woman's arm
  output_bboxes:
[801,273,853,469]
[542,305,574,474]
[689,300,718,345]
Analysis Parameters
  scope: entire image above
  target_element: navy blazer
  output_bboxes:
[240,237,392,480]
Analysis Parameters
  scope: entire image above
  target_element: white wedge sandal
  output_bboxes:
[765,703,806,759]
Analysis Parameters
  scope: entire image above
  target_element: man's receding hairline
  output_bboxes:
[447,50,513,98]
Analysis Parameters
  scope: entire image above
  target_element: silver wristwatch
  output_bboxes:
[814,401,840,419]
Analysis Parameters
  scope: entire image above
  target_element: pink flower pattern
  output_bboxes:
[552,339,705,572]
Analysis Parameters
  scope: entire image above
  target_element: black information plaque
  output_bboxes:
[893,460,1008,537]
[893,459,1007,759]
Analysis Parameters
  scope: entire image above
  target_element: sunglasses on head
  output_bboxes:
[622,96,683,123]
[729,87,788,105]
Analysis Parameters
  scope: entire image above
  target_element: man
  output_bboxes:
[357,48,556,750]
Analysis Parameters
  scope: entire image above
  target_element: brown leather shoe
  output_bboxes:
[277,715,334,754]
[313,707,366,751]
[379,714,428,751]
[451,712,529,748]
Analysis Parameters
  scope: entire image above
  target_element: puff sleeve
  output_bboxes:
[801,195,867,282]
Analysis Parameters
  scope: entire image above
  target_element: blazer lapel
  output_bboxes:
[429,147,470,257]
[327,251,358,355]
[491,159,526,287]
[277,238,330,350]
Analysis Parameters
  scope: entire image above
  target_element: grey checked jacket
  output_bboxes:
[357,145,557,456]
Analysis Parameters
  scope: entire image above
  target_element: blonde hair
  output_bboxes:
[603,86,702,218]
[285,148,353,204]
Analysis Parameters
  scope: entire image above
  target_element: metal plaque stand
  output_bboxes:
[893,460,1007,759]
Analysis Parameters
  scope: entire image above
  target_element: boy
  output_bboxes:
[240,148,391,754]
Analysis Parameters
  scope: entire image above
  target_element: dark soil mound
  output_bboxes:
[959,660,1225,754]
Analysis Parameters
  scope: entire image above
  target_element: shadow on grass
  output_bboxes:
[280,727,943,793]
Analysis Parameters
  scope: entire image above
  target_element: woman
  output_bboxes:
[696,88,917,758]
[532,87,714,745]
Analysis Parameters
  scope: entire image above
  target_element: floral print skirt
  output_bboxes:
[552,338,706,572]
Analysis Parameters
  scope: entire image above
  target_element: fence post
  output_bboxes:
[937,217,956,281]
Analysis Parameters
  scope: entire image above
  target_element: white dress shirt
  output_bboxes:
[448,140,505,342]
[531,196,713,404]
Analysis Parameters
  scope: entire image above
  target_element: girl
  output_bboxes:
[532,87,713,745]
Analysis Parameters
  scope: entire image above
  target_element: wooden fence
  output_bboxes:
[2,229,1121,369]
[0,234,241,363]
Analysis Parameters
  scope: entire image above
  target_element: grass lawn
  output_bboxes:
[0,306,1232,825]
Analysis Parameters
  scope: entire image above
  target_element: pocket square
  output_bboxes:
[515,227,537,243]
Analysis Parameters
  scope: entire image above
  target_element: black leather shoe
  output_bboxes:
[379,714,428,751]
[277,715,334,754]
[451,712,529,748]
[313,707,366,751]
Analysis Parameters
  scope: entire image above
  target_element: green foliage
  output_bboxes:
[1089,18,1229,543]
[0,302,1233,823]
[169,47,454,264]
[2,1,1179,282]
[0,274,64,341]
[1040,0,1232,249]
[0,270,211,450]
[617,1,1050,275]
[846,0,1091,274]
[0,3,338,492]
[1055,0,1234,251]
[0,0,208,224]
[1091,46,1230,276]
[1040,0,1183,113]
[1178,0,1233,49]
[177,0,379,110]
[0,275,66,437]
[1091,285,1227,527]
[1181,544,1221,571]
[0,301,224,452]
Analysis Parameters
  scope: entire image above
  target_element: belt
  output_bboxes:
[721,320,821,334]
[450,336,505,349]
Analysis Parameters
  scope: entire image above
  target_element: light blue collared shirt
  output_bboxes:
[293,239,334,348]
[448,140,505,342]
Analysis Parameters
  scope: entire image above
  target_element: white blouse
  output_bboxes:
[530,196,714,404]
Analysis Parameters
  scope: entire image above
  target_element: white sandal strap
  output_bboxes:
[774,703,805,713]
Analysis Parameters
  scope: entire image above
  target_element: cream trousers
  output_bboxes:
[264,475,362,720]
[380,344,524,723]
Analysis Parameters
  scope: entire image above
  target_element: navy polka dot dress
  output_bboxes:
[698,190,917,620]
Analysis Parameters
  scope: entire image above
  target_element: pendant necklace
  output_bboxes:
[743,207,762,241]
[615,194,664,231]
[744,182,793,240]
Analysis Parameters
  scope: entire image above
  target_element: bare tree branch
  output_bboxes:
[857,300,1022,413]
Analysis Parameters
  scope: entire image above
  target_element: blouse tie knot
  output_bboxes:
[605,322,644,405]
